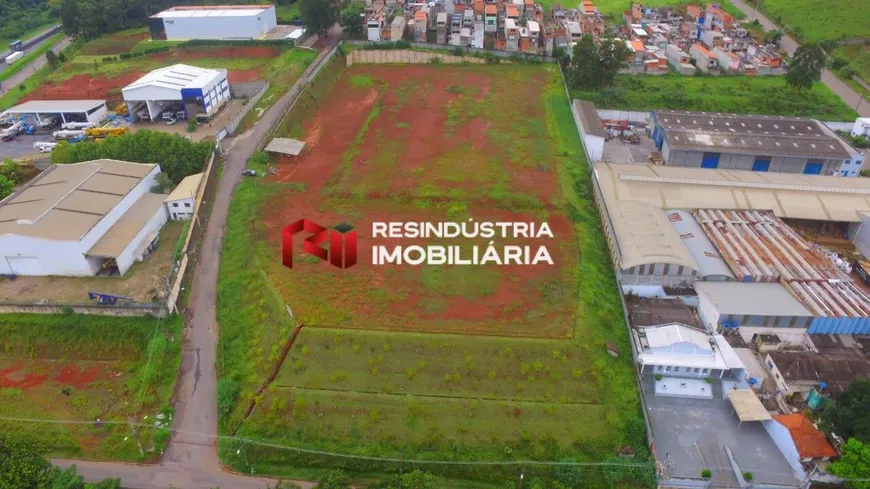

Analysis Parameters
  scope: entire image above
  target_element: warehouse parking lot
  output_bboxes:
[0,133,54,159]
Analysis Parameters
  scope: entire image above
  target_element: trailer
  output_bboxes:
[53,129,85,140]
[33,141,57,150]
[5,51,24,64]
[1,121,24,141]
[61,122,96,130]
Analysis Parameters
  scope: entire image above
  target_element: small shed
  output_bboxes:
[264,137,307,157]
[727,389,771,428]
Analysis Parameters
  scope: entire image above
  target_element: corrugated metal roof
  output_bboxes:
[152,5,272,18]
[666,209,734,280]
[694,282,814,317]
[4,100,106,114]
[655,109,855,159]
[593,162,870,223]
[123,64,226,93]
[573,100,606,138]
[0,160,157,241]
[87,193,166,258]
[645,323,711,350]
[607,200,699,272]
[165,173,203,202]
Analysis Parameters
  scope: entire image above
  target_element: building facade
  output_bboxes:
[149,5,277,40]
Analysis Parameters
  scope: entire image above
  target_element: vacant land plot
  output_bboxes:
[0,221,182,304]
[218,61,645,485]
[572,75,858,120]
[834,45,870,84]
[758,0,869,42]
[78,28,150,56]
[0,314,180,461]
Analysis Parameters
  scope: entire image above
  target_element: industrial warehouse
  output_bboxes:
[148,5,278,41]
[0,100,108,127]
[0,160,170,277]
[122,64,230,124]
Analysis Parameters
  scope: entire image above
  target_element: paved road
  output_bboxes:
[52,28,341,489]
[0,25,62,76]
[0,36,71,94]
[730,0,869,117]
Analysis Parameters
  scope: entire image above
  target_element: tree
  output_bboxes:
[316,469,349,489]
[0,175,14,201]
[45,50,58,70]
[785,43,824,91]
[372,470,440,489]
[829,438,870,489]
[0,434,50,489]
[339,3,365,40]
[300,0,339,38]
[555,459,583,489]
[764,29,783,46]
[824,378,870,442]
[563,34,630,90]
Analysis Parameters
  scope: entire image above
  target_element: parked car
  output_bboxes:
[165,118,176,125]
[242,169,257,177]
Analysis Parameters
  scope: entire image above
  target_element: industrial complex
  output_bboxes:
[148,5,278,41]
[122,64,231,124]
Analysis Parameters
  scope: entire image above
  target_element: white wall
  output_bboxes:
[696,289,719,332]
[762,419,807,480]
[166,197,195,220]
[163,8,277,40]
[585,134,604,162]
[115,206,169,275]
[86,104,108,124]
[0,166,161,277]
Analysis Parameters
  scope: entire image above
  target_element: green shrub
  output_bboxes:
[217,377,239,419]
[743,472,753,482]
[701,469,712,479]
[396,40,410,49]
[187,119,196,133]
[654,373,663,381]
[119,52,132,60]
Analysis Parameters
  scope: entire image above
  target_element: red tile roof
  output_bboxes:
[630,39,645,52]
[692,43,714,58]
[506,4,519,16]
[485,4,497,14]
[774,414,838,460]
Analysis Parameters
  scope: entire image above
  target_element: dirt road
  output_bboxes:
[729,0,869,117]
[50,28,341,489]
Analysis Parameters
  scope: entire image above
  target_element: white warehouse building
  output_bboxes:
[0,160,169,277]
[148,5,278,41]
[122,64,230,123]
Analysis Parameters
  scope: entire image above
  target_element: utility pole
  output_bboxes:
[752,0,762,21]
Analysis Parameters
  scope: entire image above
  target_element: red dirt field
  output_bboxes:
[23,73,145,103]
[256,65,577,339]
[227,70,262,84]
[0,362,106,390]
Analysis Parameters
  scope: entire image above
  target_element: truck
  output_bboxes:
[9,40,22,51]
[33,141,57,153]
[1,121,24,141]
[5,51,24,64]
[53,130,85,140]
[38,117,58,129]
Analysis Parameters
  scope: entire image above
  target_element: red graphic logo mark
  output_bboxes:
[282,219,357,269]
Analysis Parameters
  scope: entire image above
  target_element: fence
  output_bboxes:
[346,49,486,66]
[258,42,342,151]
[221,81,270,137]
[345,39,554,61]
[165,151,217,313]
[597,109,650,125]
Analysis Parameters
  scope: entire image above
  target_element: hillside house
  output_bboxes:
[713,46,741,72]
[484,4,497,32]
[689,43,718,74]
[505,18,519,51]
[666,44,695,75]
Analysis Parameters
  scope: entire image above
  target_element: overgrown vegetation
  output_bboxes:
[52,131,212,184]
[756,0,869,42]
[0,33,64,83]
[586,0,745,19]
[0,313,181,460]
[0,0,57,46]
[0,433,122,488]
[571,74,858,119]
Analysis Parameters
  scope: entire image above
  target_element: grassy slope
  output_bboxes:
[833,45,870,84]
[215,63,648,486]
[587,0,745,19]
[758,0,869,42]
[235,49,317,132]
[572,75,858,120]
[0,313,181,461]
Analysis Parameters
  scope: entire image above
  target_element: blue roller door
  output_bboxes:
[803,161,823,175]
[752,157,771,172]
[701,152,720,169]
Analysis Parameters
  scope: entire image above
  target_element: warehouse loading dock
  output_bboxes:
[1,100,108,127]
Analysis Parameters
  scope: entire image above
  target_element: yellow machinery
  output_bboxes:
[85,127,129,138]
[115,103,128,116]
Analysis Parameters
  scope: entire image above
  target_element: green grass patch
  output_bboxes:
[572,74,858,120]
[78,27,149,56]
[276,3,302,23]
[129,39,186,54]
[758,0,869,41]
[0,64,51,110]
[0,313,181,461]
[833,45,870,84]
[586,0,744,19]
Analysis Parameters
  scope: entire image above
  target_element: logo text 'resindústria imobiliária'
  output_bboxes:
[282,219,555,269]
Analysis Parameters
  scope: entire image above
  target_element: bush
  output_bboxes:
[187,119,196,133]
[395,40,410,49]
[831,56,850,70]
[654,373,663,381]
[317,469,349,489]
[217,377,238,419]
[119,52,132,60]
[101,56,116,62]
[701,469,712,479]
[743,472,753,482]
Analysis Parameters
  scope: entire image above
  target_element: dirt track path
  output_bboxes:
[729,0,869,117]
[50,26,342,489]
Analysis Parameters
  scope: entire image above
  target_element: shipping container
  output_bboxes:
[5,51,24,64]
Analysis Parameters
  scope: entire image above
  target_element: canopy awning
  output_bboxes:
[264,137,306,156]
[727,389,771,423]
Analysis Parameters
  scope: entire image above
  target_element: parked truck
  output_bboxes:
[5,51,24,64]
[1,122,24,141]
[61,122,96,130]
[33,141,57,153]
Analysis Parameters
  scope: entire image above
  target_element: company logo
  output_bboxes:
[282,219,357,269]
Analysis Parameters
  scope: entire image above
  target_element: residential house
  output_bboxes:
[367,14,384,41]
[505,18,519,51]
[564,21,582,42]
[626,39,645,70]
[764,349,870,396]
[473,20,485,47]
[581,0,595,16]
[390,15,406,41]
[523,0,535,15]
[772,414,839,463]
[165,173,202,220]
[666,44,695,75]
[713,46,740,72]
[463,9,474,28]
[633,323,746,381]
[645,46,669,74]
[684,4,703,22]
[484,4,497,32]
[506,4,520,21]
[528,20,540,52]
[473,0,484,16]
[413,10,428,42]
[700,29,723,49]
[689,43,718,74]
[436,12,448,44]
[704,4,736,31]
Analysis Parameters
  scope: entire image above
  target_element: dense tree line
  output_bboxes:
[0,433,120,489]
[51,131,212,184]
[59,0,296,39]
[0,0,58,44]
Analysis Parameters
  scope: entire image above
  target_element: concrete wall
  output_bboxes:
[116,205,169,275]
[163,7,277,40]
[664,146,847,175]
[0,166,160,277]
[620,263,697,287]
